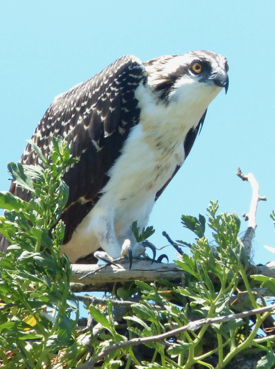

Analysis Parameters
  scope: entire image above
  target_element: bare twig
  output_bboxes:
[79,294,143,349]
[78,288,272,315]
[162,231,183,255]
[76,304,275,368]
[236,168,266,258]
[77,294,161,310]
[77,295,133,308]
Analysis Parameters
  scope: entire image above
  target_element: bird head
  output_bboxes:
[187,50,229,93]
[144,50,229,106]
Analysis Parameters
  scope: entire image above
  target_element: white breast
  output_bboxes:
[61,80,221,262]
[103,123,185,230]
[61,119,184,262]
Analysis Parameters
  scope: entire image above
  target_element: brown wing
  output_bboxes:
[9,55,148,245]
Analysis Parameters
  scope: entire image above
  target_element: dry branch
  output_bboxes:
[71,260,183,287]
[236,167,267,259]
[76,304,275,369]
[71,260,275,291]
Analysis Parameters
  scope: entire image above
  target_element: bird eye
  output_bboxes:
[191,62,203,74]
[225,62,229,72]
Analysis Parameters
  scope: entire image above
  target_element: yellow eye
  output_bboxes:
[192,62,203,74]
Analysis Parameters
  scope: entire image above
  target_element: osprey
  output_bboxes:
[1,51,229,263]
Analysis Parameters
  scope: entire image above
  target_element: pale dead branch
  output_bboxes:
[71,260,183,288]
[70,260,275,291]
[236,167,266,259]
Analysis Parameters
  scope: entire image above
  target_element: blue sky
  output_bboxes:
[0,1,274,265]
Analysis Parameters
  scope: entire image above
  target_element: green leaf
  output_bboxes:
[0,320,32,334]
[17,271,43,283]
[166,341,194,355]
[131,221,155,242]
[250,275,272,283]
[176,259,197,278]
[257,351,275,369]
[135,280,153,292]
[127,326,143,337]
[27,140,48,166]
[198,214,206,234]
[207,200,219,217]
[0,138,78,365]
[0,192,28,212]
[8,162,34,192]
[138,362,166,368]
[189,296,207,305]
[228,245,238,262]
[224,318,243,331]
[250,275,275,294]
[131,303,156,321]
[22,164,45,182]
[90,305,111,331]
[262,281,275,295]
[54,181,69,215]
[181,214,205,237]
[125,316,151,331]
[108,360,124,369]
[116,287,131,300]
[0,217,17,240]
[58,315,73,340]
[215,295,231,314]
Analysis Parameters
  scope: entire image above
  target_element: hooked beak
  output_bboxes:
[212,70,229,94]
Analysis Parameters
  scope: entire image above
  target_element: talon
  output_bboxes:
[142,240,156,263]
[156,254,169,263]
[128,248,133,270]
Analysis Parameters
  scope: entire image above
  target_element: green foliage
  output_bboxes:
[0,140,274,368]
[86,201,275,368]
[131,221,155,242]
[0,137,79,368]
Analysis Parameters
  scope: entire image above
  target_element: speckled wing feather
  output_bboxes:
[11,56,148,244]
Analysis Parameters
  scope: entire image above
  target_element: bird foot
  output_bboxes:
[93,239,167,271]
[120,239,160,269]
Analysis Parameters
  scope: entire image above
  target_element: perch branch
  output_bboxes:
[76,304,275,368]
[70,260,275,291]
[71,260,183,287]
